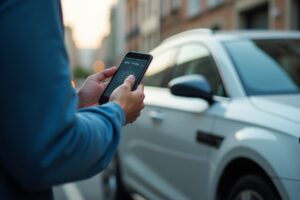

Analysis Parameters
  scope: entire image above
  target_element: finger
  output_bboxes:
[137,84,144,92]
[96,82,107,92]
[98,81,109,88]
[138,103,145,111]
[123,75,135,89]
[94,66,117,82]
[133,85,145,97]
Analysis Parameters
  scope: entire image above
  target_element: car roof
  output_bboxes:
[162,29,300,44]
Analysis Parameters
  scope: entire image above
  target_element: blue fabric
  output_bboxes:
[0,0,125,199]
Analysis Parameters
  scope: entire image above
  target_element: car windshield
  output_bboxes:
[224,39,300,95]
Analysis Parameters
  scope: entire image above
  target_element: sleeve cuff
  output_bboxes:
[105,102,126,125]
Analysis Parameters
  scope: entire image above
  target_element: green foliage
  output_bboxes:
[73,66,91,79]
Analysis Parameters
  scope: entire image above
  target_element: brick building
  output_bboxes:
[126,0,160,52]
[126,0,140,51]
[125,0,300,49]
[160,0,300,40]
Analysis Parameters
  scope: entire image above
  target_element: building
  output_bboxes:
[279,0,300,29]
[95,0,126,67]
[77,48,97,70]
[64,26,78,74]
[160,0,300,41]
[124,0,300,45]
[138,0,161,52]
[126,0,140,51]
[125,0,160,52]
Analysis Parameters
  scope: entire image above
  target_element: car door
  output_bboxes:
[169,43,228,199]
[121,43,227,200]
[120,48,181,199]
[142,43,226,200]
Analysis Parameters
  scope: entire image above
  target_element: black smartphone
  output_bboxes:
[99,52,153,104]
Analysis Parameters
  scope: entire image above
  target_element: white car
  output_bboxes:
[101,30,300,200]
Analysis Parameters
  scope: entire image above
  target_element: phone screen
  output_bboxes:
[99,52,152,104]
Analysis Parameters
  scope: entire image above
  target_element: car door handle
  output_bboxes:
[148,111,165,121]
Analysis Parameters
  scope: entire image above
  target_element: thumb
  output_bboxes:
[134,84,144,93]
[124,75,135,89]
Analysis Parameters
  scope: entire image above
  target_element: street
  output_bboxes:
[53,174,146,200]
[53,175,102,200]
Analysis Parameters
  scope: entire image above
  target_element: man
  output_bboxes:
[0,0,145,199]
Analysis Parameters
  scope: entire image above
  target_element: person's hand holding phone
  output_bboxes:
[77,67,117,109]
[99,52,152,104]
[110,75,145,124]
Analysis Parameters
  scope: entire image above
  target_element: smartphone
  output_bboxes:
[99,52,153,104]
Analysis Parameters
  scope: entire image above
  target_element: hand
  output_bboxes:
[77,67,117,109]
[110,75,145,124]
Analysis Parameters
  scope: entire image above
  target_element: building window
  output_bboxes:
[131,9,136,30]
[292,0,300,29]
[208,0,223,8]
[211,24,222,31]
[151,0,158,15]
[161,1,170,18]
[145,0,151,19]
[187,0,200,18]
[298,0,300,29]
[240,3,269,29]
[172,0,180,11]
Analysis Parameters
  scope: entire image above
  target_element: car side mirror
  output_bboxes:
[168,75,214,104]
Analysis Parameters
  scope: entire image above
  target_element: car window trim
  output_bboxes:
[146,47,179,88]
[174,41,231,100]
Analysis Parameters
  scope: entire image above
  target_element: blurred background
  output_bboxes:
[62,0,300,87]
[54,0,300,199]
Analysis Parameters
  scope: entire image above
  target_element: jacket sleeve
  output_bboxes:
[0,0,124,190]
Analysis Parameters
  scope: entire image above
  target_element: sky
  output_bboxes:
[62,0,116,49]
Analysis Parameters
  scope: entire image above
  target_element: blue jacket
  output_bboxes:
[0,0,125,199]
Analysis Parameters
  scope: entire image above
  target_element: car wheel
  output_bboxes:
[227,174,281,200]
[100,156,133,200]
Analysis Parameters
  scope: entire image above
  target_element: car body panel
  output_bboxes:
[119,30,300,200]
[121,87,216,200]
[250,94,300,125]
[201,97,300,199]
[279,179,300,200]
[209,123,300,199]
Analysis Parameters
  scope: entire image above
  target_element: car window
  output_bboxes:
[172,44,227,96]
[143,48,177,87]
[224,39,300,95]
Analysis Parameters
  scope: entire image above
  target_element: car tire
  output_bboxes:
[100,155,133,200]
[227,174,281,200]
